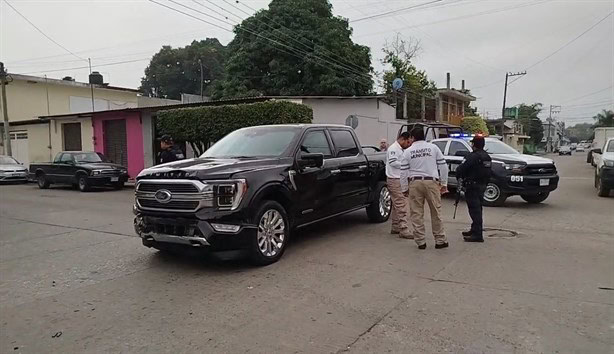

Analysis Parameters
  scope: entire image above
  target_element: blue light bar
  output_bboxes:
[450,133,473,137]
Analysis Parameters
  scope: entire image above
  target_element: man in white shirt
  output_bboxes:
[402,128,450,249]
[386,132,411,238]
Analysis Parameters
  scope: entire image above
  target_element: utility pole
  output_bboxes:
[88,58,95,112]
[0,62,11,156]
[547,105,561,153]
[501,71,526,135]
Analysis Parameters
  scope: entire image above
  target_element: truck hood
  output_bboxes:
[80,162,126,170]
[137,157,286,180]
[490,154,554,165]
[602,152,614,161]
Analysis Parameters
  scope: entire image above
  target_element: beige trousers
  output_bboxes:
[387,178,410,237]
[409,180,447,245]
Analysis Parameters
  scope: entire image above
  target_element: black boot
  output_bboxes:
[462,230,472,237]
[463,236,484,243]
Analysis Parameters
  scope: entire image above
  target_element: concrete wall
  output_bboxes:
[141,112,155,169]
[93,111,144,179]
[302,98,403,147]
[8,123,52,165]
[49,118,94,157]
[4,77,138,122]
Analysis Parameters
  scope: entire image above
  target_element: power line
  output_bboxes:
[562,86,613,104]
[16,58,151,75]
[351,0,445,23]
[525,11,614,70]
[3,0,86,62]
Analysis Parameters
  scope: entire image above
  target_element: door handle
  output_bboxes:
[330,169,341,175]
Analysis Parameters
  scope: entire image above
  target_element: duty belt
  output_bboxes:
[409,176,439,182]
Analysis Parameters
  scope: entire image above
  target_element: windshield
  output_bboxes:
[72,152,108,163]
[0,156,19,164]
[483,139,520,155]
[202,127,300,158]
[607,141,614,153]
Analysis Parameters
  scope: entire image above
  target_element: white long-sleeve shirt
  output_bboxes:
[401,140,449,186]
[386,141,410,191]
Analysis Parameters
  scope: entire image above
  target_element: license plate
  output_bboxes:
[110,177,119,182]
[540,178,549,186]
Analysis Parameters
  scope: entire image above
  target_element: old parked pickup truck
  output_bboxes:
[134,124,391,265]
[29,151,129,192]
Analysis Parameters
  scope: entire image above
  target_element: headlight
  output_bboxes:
[214,179,247,211]
[91,170,104,176]
[604,159,614,167]
[0,171,6,176]
[504,163,525,173]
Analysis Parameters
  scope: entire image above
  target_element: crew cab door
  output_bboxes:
[328,129,370,212]
[58,153,77,183]
[446,140,472,185]
[292,129,336,224]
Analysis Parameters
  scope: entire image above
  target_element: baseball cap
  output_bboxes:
[160,134,173,143]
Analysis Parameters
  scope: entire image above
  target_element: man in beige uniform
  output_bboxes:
[403,128,449,249]
[386,132,411,238]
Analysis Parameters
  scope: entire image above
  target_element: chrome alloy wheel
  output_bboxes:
[257,209,286,257]
[379,186,391,218]
[484,183,501,203]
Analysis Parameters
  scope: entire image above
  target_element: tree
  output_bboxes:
[461,116,489,134]
[381,34,436,120]
[565,122,593,141]
[140,39,227,99]
[214,0,373,99]
[516,103,544,144]
[593,109,614,127]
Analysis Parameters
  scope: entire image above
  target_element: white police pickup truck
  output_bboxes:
[432,136,559,206]
[593,137,614,197]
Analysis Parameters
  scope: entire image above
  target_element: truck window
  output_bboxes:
[433,141,448,154]
[607,140,614,152]
[300,130,332,157]
[53,154,63,163]
[330,130,359,157]
[60,154,74,164]
[449,141,470,156]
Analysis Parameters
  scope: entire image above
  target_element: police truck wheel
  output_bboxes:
[366,182,392,223]
[596,171,610,197]
[249,201,289,266]
[482,182,507,207]
[521,192,549,204]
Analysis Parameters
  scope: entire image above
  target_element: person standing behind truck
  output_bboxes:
[158,135,185,165]
[404,128,449,250]
[386,132,412,239]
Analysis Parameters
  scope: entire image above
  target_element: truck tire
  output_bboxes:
[521,192,549,204]
[596,171,610,197]
[77,175,91,192]
[249,200,289,266]
[482,182,507,207]
[37,174,50,189]
[366,181,392,223]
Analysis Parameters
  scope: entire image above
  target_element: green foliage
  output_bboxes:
[593,109,614,127]
[461,116,489,134]
[516,103,544,144]
[381,34,436,120]
[465,104,478,117]
[157,101,313,155]
[566,122,594,141]
[140,39,227,99]
[214,0,373,99]
[486,123,498,136]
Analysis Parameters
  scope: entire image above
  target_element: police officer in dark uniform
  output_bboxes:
[158,135,185,164]
[455,135,492,242]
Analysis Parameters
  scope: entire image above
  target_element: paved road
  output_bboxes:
[1,154,612,353]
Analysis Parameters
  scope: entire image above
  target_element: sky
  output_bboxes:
[1,0,613,126]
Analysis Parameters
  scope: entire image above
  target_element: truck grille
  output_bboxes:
[138,199,200,211]
[525,165,556,175]
[137,183,198,193]
[135,180,212,213]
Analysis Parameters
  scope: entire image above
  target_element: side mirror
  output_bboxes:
[298,153,324,169]
[593,148,602,154]
[455,150,470,157]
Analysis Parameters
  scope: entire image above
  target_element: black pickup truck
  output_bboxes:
[134,124,390,265]
[29,152,129,192]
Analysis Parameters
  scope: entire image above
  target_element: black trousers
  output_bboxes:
[465,184,486,239]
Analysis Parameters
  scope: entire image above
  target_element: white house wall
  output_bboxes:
[302,98,404,147]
